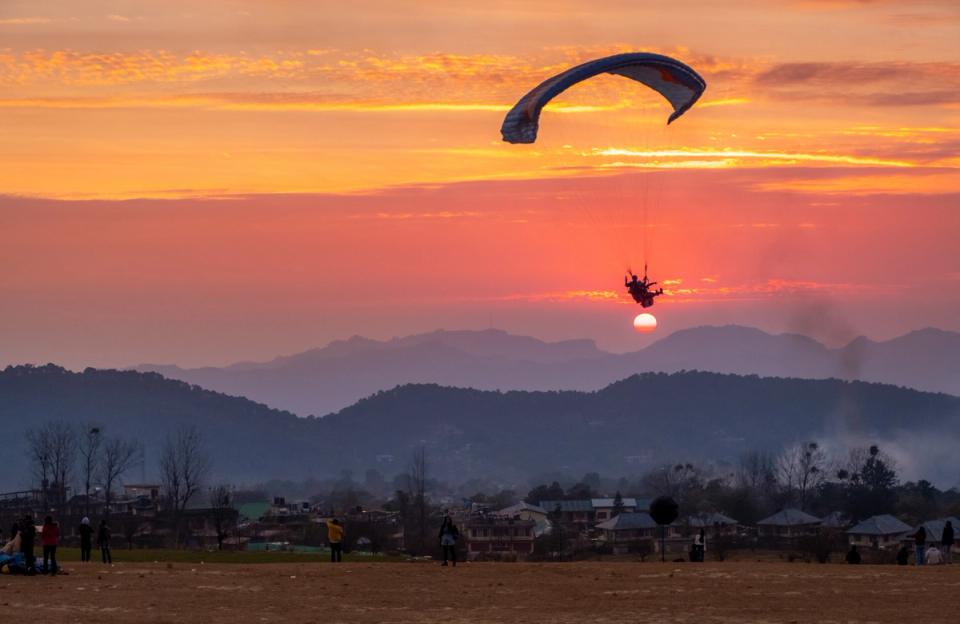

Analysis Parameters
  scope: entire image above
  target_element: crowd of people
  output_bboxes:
[0,513,113,575]
[843,520,955,566]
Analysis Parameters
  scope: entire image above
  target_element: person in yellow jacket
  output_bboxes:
[326,518,344,563]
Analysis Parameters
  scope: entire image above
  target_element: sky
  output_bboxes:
[0,0,958,368]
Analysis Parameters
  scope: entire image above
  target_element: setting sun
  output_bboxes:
[633,313,658,333]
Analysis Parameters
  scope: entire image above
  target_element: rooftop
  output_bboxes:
[757,509,821,526]
[683,512,738,527]
[596,512,657,531]
[847,514,913,536]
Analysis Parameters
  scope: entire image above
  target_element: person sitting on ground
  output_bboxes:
[41,515,60,575]
[326,517,344,563]
[845,544,862,565]
[1,526,20,556]
[925,543,943,565]
[896,545,910,566]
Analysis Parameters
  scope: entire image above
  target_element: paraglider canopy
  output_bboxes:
[501,52,707,144]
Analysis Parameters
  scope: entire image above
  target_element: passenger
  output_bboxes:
[326,518,344,563]
[41,515,60,575]
[98,519,112,565]
[845,545,861,564]
[78,517,93,563]
[439,514,460,567]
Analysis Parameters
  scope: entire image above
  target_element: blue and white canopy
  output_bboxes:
[501,52,707,144]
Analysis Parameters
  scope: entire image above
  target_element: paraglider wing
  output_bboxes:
[501,53,706,144]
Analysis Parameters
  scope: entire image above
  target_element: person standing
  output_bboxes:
[438,514,459,567]
[326,518,344,563]
[97,519,112,564]
[914,525,927,566]
[78,517,93,563]
[41,515,60,575]
[942,520,954,565]
[692,529,706,562]
[20,514,36,574]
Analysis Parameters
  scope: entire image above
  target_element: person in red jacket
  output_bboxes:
[41,515,60,575]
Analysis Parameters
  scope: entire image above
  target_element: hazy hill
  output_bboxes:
[2,365,959,490]
[135,326,960,416]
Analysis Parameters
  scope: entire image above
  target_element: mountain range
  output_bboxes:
[134,325,960,417]
[2,365,959,491]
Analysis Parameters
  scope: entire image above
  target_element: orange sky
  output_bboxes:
[1,1,958,367]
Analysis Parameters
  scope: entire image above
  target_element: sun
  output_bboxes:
[633,312,658,333]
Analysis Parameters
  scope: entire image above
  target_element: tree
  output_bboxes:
[77,424,103,517]
[25,425,53,508]
[160,426,211,546]
[100,436,140,511]
[777,442,826,511]
[844,445,897,520]
[26,421,77,511]
[208,485,234,550]
[736,450,777,497]
[525,482,565,505]
[612,491,625,518]
[406,446,430,555]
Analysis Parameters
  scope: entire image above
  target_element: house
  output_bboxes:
[846,514,912,550]
[539,498,651,531]
[497,502,551,537]
[595,512,658,554]
[591,498,647,522]
[463,514,536,561]
[539,500,595,530]
[680,512,739,537]
[344,509,405,553]
[819,511,852,531]
[757,509,821,539]
[123,484,161,500]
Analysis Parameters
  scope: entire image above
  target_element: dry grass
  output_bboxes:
[2,560,957,623]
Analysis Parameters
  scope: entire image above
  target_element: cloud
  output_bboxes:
[592,148,915,168]
[0,17,53,25]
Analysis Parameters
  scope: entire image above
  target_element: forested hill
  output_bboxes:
[2,365,959,490]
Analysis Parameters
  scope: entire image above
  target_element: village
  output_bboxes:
[2,481,955,567]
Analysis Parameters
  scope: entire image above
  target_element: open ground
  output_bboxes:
[2,561,958,623]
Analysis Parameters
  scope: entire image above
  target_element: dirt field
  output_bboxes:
[2,561,959,623]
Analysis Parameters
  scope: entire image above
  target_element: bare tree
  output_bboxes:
[26,421,77,511]
[77,424,103,517]
[160,426,211,546]
[736,450,777,494]
[26,426,53,507]
[208,485,233,550]
[777,441,826,510]
[407,446,429,555]
[100,436,141,511]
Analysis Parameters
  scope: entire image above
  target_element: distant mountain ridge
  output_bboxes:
[134,325,960,416]
[3,365,959,490]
